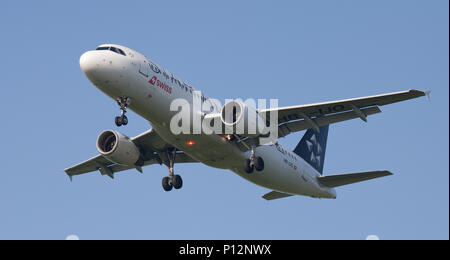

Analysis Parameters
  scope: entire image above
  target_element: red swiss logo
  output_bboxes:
[149,76,157,85]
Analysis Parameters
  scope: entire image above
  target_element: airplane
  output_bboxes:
[65,44,428,200]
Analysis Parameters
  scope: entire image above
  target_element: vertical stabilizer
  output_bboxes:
[293,125,329,175]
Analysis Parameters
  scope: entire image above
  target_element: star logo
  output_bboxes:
[306,134,322,167]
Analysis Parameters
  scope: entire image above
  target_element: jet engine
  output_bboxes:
[96,130,141,166]
[220,100,267,137]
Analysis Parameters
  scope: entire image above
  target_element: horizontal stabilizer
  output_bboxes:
[262,191,293,200]
[317,170,393,188]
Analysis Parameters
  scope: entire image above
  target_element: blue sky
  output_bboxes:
[0,0,448,240]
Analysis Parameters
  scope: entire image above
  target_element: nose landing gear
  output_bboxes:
[115,97,131,127]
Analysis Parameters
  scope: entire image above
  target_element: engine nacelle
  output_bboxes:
[96,130,141,166]
[220,100,267,137]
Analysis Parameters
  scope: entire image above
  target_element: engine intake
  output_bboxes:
[220,100,267,137]
[96,130,141,166]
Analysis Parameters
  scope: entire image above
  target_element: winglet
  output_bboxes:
[424,90,432,101]
[409,89,430,100]
[136,166,143,174]
[64,169,73,182]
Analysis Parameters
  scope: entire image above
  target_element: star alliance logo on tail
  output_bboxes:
[306,134,322,168]
[293,125,328,174]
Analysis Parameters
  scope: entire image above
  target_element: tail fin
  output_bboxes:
[293,125,329,175]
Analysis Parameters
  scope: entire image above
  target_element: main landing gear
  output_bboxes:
[115,97,131,127]
[243,146,264,174]
[162,149,183,192]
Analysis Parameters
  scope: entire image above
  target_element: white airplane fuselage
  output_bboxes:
[79,44,336,199]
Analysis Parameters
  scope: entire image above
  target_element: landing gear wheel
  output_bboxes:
[244,159,254,174]
[115,116,122,127]
[162,177,173,191]
[121,115,128,126]
[254,157,264,171]
[172,175,183,189]
[162,149,183,192]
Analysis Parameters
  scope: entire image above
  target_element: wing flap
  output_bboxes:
[317,170,393,188]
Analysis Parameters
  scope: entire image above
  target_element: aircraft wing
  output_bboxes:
[259,89,428,138]
[64,129,198,180]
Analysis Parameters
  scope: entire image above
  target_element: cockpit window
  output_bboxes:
[110,47,126,56]
[95,46,126,56]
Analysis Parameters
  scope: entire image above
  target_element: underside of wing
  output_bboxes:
[258,89,427,138]
[260,89,426,123]
[64,155,113,178]
[206,90,427,152]
[64,129,197,180]
[277,106,381,138]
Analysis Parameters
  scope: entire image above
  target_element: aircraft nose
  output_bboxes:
[79,51,98,75]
